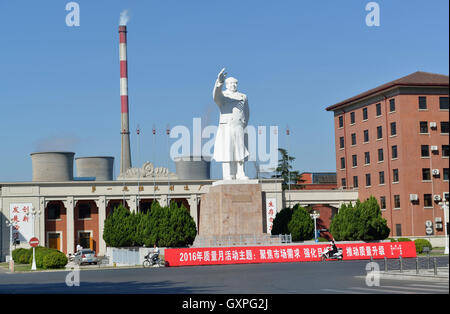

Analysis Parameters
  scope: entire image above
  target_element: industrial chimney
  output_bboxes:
[119,24,132,174]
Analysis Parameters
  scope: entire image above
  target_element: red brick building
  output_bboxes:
[299,172,337,190]
[326,71,449,237]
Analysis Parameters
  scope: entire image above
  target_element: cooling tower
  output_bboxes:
[30,152,75,182]
[174,156,211,180]
[75,156,114,181]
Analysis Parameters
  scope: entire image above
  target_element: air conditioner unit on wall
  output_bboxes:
[434,195,442,201]
[409,194,419,201]
[431,146,439,152]
[432,169,440,176]
[430,122,437,128]
[435,217,442,223]
[444,192,449,201]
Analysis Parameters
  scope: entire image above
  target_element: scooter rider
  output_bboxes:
[151,244,160,263]
[328,240,338,257]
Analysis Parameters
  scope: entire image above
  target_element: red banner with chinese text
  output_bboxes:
[164,242,416,267]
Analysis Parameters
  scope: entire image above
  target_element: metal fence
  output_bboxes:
[377,255,449,275]
[193,234,292,247]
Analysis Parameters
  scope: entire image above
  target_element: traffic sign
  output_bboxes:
[29,237,39,247]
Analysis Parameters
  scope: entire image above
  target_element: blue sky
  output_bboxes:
[0,0,448,181]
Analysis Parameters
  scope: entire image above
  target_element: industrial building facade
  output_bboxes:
[326,71,449,237]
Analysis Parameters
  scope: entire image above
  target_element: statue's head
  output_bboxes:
[225,77,238,92]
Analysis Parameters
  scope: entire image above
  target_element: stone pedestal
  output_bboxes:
[198,183,264,237]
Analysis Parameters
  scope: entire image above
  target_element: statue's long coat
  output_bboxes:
[212,79,249,162]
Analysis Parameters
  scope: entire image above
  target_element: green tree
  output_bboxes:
[271,207,293,235]
[288,205,314,241]
[358,196,390,241]
[103,204,136,247]
[272,148,304,190]
[330,197,390,241]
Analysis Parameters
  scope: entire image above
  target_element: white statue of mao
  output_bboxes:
[213,68,249,180]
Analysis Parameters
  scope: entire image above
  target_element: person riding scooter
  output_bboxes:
[151,244,160,264]
[328,240,338,257]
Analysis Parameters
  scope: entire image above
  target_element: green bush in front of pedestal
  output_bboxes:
[288,206,314,241]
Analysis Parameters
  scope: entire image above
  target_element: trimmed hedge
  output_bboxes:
[414,239,433,254]
[42,251,68,269]
[12,246,68,269]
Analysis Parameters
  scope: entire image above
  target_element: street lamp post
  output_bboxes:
[6,219,15,271]
[30,208,41,271]
[310,211,320,243]
[439,200,449,255]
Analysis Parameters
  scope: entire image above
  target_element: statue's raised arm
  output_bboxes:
[213,68,227,106]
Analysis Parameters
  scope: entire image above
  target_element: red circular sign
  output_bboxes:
[29,237,39,247]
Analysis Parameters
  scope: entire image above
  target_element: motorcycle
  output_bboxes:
[143,252,165,268]
[321,246,343,261]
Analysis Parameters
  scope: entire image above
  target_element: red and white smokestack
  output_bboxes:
[119,25,132,174]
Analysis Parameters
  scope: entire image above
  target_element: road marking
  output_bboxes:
[349,287,421,294]
[321,289,368,294]
[409,283,450,289]
[382,285,449,293]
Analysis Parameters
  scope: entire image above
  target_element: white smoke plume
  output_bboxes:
[119,9,130,26]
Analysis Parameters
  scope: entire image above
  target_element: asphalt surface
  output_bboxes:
[0,258,448,295]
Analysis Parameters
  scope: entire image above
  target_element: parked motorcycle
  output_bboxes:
[321,246,343,261]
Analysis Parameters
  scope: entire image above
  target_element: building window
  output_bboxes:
[47,203,61,220]
[441,121,449,134]
[380,196,386,210]
[424,194,433,207]
[338,116,343,128]
[363,130,369,143]
[440,97,449,110]
[352,154,357,167]
[396,224,402,236]
[443,145,449,157]
[394,195,401,208]
[422,168,431,181]
[389,99,396,112]
[392,145,398,159]
[444,168,449,181]
[351,133,356,145]
[353,176,358,188]
[421,145,430,157]
[390,122,397,136]
[376,103,382,116]
[350,112,355,124]
[78,203,91,219]
[364,152,370,165]
[340,157,345,169]
[341,178,347,188]
[419,121,428,134]
[378,148,384,162]
[393,169,399,183]
[377,126,383,139]
[419,96,427,110]
[339,137,345,149]
[366,173,371,187]
[379,171,385,185]
[363,107,368,120]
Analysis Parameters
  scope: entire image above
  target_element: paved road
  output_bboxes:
[0,259,448,294]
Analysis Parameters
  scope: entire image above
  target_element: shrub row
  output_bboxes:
[391,238,433,254]
[12,246,68,269]
[103,201,197,248]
